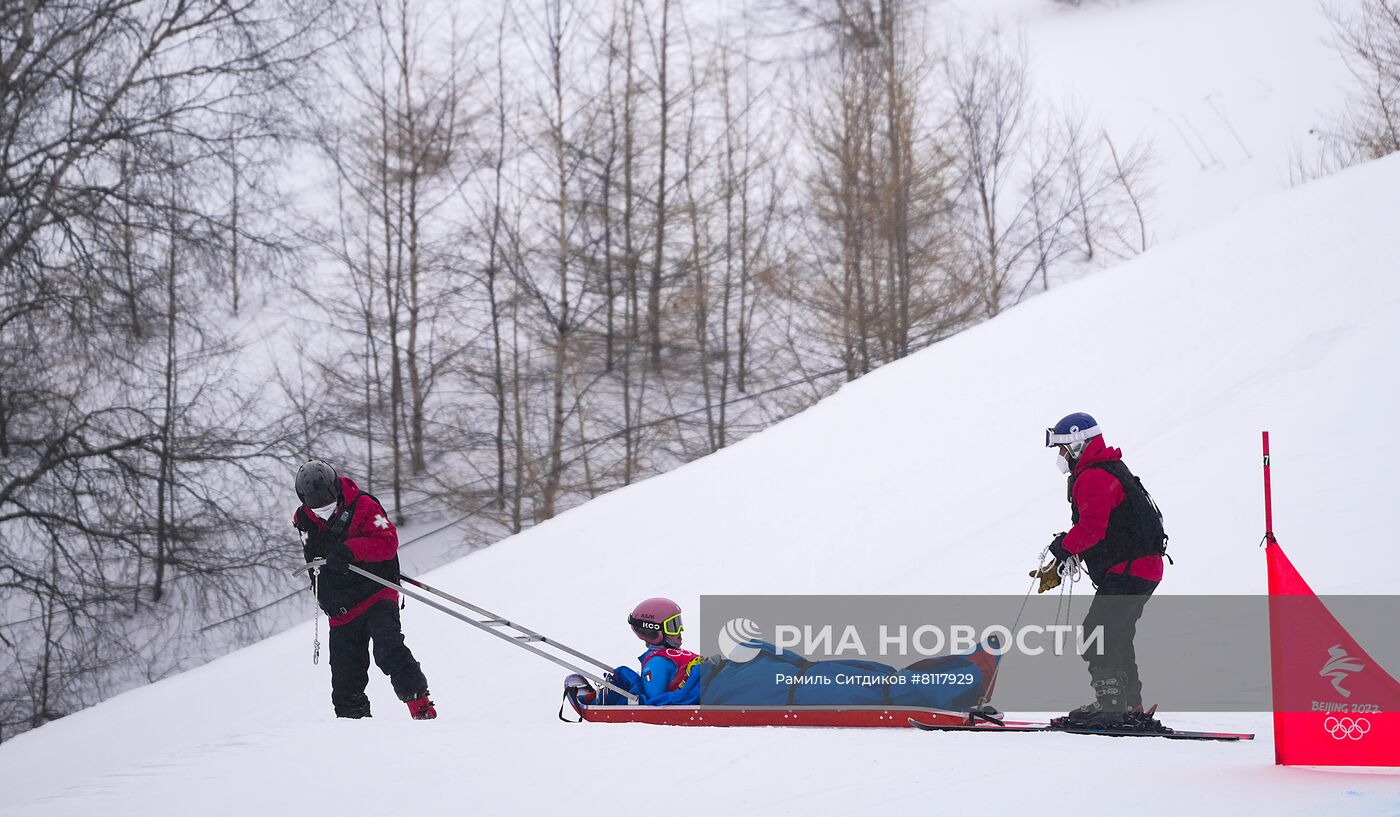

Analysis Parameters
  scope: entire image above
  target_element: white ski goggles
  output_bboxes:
[1045,424,1101,448]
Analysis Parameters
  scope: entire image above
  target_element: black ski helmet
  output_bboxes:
[295,460,341,508]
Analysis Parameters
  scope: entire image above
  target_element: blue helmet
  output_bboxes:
[1045,412,1101,454]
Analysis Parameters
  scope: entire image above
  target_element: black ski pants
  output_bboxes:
[328,600,429,717]
[1080,572,1157,707]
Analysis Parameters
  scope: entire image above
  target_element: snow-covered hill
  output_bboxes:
[5,113,1400,817]
[4,1,1400,814]
[954,0,1352,241]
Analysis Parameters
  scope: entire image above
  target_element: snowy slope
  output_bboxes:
[945,0,1352,242]
[5,128,1400,817]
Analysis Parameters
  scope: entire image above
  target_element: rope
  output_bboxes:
[980,549,1045,708]
[985,548,1086,709]
[1055,555,1083,627]
[310,563,322,665]
[1065,571,1074,626]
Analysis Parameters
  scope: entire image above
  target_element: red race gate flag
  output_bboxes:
[1264,432,1400,766]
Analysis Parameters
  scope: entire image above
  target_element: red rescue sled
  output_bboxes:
[569,699,1033,729]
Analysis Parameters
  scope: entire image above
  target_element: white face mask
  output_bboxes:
[1055,449,1072,474]
[310,501,338,520]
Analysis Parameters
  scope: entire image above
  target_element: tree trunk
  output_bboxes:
[488,16,510,511]
[542,0,570,520]
[401,9,427,475]
[230,147,241,315]
[379,55,406,521]
[646,0,671,371]
[153,222,179,603]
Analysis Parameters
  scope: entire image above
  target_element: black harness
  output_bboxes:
[300,492,401,616]
[1069,459,1170,584]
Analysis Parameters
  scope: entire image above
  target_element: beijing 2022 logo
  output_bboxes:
[1324,716,1371,741]
[1320,644,1364,697]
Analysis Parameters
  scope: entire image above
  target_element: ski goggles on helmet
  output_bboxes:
[1045,424,1101,448]
[628,612,683,641]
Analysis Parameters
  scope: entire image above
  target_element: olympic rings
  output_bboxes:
[1323,716,1372,740]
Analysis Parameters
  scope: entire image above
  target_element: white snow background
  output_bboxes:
[3,0,1400,814]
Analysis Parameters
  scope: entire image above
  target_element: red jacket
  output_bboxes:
[1062,438,1164,583]
[293,476,400,626]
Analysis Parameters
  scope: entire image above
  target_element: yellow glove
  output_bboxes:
[1029,558,1063,594]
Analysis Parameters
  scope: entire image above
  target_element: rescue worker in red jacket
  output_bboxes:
[294,460,436,720]
[1040,414,1168,731]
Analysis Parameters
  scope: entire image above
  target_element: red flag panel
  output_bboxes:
[1267,542,1400,766]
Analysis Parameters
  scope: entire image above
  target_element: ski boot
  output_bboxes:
[1051,668,1130,731]
[564,673,598,705]
[1051,701,1131,730]
[404,692,437,720]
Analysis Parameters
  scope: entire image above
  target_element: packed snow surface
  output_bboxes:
[4,1,1399,814]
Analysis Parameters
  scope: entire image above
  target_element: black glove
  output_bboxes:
[323,540,354,573]
[296,511,328,560]
[294,510,318,532]
[1049,532,1070,562]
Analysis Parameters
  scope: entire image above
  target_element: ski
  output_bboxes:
[907,720,1046,733]
[1055,726,1253,741]
[907,718,1253,741]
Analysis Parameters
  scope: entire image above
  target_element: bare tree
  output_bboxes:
[0,0,337,739]
[309,0,480,515]
[802,0,968,377]
[646,0,674,371]
[946,33,1033,318]
[1330,0,1400,159]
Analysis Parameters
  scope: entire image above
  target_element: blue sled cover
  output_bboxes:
[697,641,997,710]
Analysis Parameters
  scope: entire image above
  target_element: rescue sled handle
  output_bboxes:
[341,563,640,704]
[395,573,622,677]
